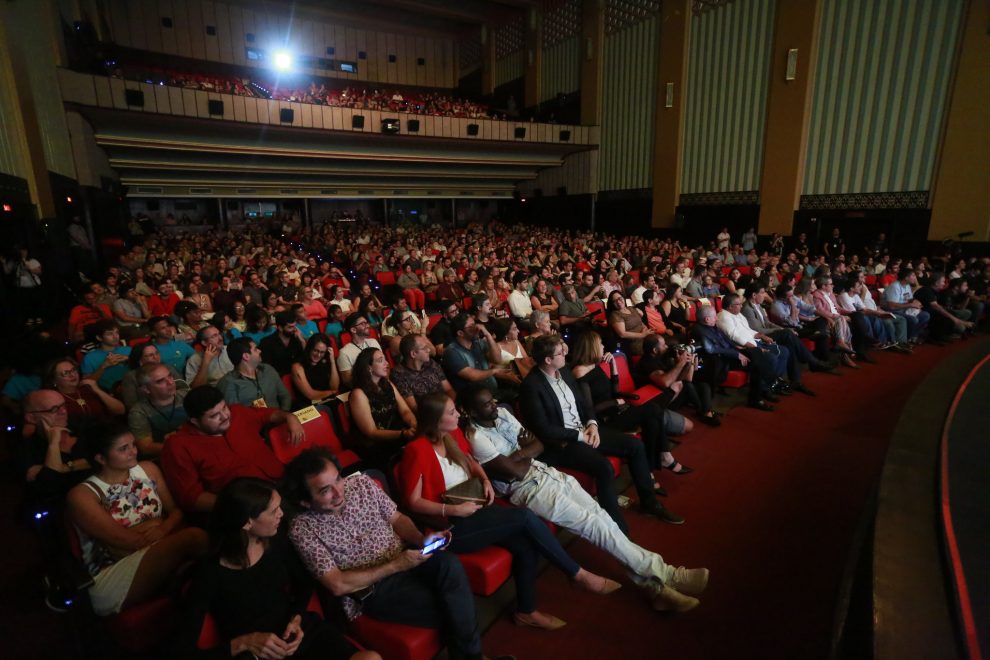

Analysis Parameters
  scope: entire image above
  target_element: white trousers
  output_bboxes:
[508,462,673,587]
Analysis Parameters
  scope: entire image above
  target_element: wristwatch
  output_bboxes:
[66,460,75,472]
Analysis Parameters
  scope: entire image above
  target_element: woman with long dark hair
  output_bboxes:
[290,334,340,409]
[178,478,378,659]
[348,348,417,469]
[397,393,620,631]
[66,421,207,616]
[606,291,652,356]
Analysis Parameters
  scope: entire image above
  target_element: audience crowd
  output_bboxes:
[116,64,498,119]
[3,216,988,657]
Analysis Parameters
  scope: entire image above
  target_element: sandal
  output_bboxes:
[662,461,694,475]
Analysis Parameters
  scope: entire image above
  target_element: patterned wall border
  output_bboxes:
[679,190,759,206]
[799,191,929,210]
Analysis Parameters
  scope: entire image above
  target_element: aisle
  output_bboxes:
[481,342,965,660]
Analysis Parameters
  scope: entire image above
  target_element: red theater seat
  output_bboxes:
[559,456,622,495]
[269,410,360,468]
[598,353,662,405]
[721,371,749,388]
[348,616,442,660]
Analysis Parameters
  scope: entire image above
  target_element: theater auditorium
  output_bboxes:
[0,0,987,658]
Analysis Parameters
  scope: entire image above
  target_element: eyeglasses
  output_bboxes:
[30,402,66,415]
[57,367,79,378]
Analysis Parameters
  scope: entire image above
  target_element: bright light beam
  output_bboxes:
[273,51,293,71]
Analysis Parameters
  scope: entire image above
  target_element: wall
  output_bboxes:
[517,150,599,197]
[540,0,581,103]
[493,14,525,89]
[8,0,76,180]
[681,0,775,195]
[928,0,990,241]
[598,14,659,192]
[802,0,965,196]
[96,0,457,88]
[65,111,116,188]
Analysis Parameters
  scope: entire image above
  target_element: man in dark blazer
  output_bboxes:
[520,335,683,528]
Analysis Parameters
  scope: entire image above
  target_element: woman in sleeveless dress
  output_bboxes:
[348,348,417,470]
[66,421,207,616]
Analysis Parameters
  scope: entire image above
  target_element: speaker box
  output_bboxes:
[124,89,144,107]
[466,124,479,136]
[381,118,400,134]
[208,100,224,115]
[407,119,420,132]
[279,108,294,123]
[352,115,365,129]
[514,127,526,139]
[559,130,571,142]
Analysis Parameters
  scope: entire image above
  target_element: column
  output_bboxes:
[928,0,990,242]
[757,0,822,236]
[523,7,542,110]
[579,0,604,126]
[650,0,690,229]
[481,25,496,96]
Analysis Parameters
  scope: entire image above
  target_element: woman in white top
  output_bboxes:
[66,421,207,615]
[490,318,534,378]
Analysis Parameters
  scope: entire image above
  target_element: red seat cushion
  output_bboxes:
[457,546,513,596]
[349,616,442,660]
[800,337,816,352]
[721,370,749,388]
[108,596,176,653]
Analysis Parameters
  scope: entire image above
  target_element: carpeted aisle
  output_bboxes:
[481,342,970,660]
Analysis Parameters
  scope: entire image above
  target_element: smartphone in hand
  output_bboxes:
[421,536,449,555]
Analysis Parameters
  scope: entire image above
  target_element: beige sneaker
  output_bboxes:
[651,584,700,613]
[670,567,709,597]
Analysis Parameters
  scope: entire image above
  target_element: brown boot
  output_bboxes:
[651,584,700,613]
[669,567,709,597]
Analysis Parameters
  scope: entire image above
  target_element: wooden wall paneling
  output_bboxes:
[312,104,325,129]
[181,88,197,117]
[292,102,303,127]
[136,2,158,53]
[203,1,221,61]
[385,32,397,84]
[160,0,178,54]
[415,36,426,86]
[214,2,232,63]
[227,4,244,66]
[139,82,157,112]
[219,92,234,121]
[363,30,378,82]
[107,0,129,46]
[263,99,276,125]
[243,96,258,122]
[167,86,184,115]
[188,0,206,60]
[337,108,349,132]
[397,35,408,85]
[322,106,334,131]
[89,74,111,108]
[108,77,127,110]
[194,89,210,118]
[373,30,386,83]
[300,102,312,128]
[172,0,192,59]
[232,93,246,121]
[354,29,367,79]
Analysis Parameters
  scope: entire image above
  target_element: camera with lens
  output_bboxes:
[673,343,696,355]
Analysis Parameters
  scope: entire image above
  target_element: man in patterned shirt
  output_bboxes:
[284,448,485,659]
[390,334,454,412]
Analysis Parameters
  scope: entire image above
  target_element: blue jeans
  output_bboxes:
[449,503,580,613]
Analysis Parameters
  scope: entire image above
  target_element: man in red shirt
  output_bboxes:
[67,287,112,343]
[147,279,181,317]
[160,385,303,513]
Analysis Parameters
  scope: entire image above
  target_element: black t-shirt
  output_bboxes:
[259,332,305,376]
[913,286,938,311]
[826,237,844,255]
[429,319,454,347]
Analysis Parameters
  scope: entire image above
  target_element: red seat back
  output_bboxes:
[269,410,347,464]
[598,353,636,393]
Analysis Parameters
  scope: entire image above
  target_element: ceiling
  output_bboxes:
[241,0,542,37]
[77,106,592,199]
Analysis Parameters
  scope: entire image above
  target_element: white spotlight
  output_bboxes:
[273,51,292,71]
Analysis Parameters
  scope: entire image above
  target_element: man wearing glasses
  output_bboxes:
[520,335,684,529]
[336,313,382,387]
[21,390,91,502]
